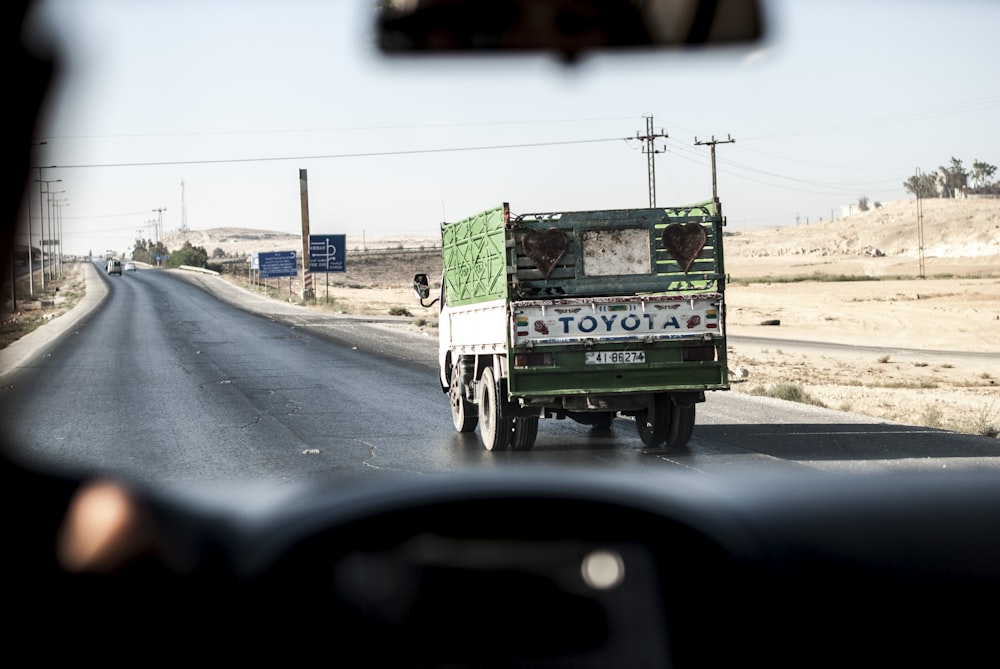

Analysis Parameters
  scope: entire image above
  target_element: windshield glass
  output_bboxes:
[6,0,1000,489]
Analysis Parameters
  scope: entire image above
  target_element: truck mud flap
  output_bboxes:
[671,391,705,408]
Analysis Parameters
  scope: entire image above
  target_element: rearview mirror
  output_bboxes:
[377,0,766,62]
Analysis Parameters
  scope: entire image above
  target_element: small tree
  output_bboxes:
[971,160,997,190]
[858,195,870,212]
[167,241,209,268]
[937,157,968,198]
[131,238,169,265]
[903,172,939,198]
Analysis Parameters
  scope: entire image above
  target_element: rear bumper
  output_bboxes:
[507,339,729,398]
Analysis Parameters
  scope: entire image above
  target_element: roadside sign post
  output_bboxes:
[308,234,346,303]
[256,251,298,294]
[299,169,315,301]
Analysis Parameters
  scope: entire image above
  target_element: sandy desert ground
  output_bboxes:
[18,198,1000,438]
[159,197,1000,438]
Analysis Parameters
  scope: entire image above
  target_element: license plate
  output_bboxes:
[585,351,646,365]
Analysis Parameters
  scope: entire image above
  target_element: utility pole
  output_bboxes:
[633,115,668,208]
[25,179,33,298]
[152,207,166,244]
[180,180,189,232]
[915,167,925,278]
[26,142,46,298]
[36,176,61,291]
[47,189,66,280]
[53,198,68,278]
[694,134,734,210]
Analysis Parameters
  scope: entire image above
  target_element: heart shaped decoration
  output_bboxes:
[522,229,568,279]
[661,223,707,274]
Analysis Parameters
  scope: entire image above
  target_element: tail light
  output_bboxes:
[514,352,555,368]
[682,345,716,362]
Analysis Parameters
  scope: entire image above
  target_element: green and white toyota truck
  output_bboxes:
[414,201,729,452]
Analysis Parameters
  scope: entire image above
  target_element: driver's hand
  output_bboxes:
[56,479,155,573]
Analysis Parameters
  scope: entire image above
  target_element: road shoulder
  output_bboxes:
[0,263,109,382]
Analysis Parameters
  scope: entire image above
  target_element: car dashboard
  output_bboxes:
[54,468,996,668]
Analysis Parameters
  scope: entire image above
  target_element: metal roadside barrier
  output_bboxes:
[179,265,221,276]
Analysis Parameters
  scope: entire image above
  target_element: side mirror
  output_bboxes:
[413,273,440,307]
[413,273,440,308]
[413,273,430,300]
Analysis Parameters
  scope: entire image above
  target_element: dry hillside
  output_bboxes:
[162,197,999,270]
[725,198,1000,278]
[161,228,438,259]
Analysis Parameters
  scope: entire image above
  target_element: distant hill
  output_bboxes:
[160,198,999,267]
[728,198,1000,259]
[159,228,439,258]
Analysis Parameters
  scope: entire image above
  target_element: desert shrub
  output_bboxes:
[389,307,412,317]
[969,406,1000,439]
[920,406,944,429]
[749,383,826,407]
[975,421,1000,439]
[884,380,938,389]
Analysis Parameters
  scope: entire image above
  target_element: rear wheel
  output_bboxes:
[511,416,539,451]
[449,362,478,433]
[636,394,669,447]
[478,367,512,452]
[666,403,696,449]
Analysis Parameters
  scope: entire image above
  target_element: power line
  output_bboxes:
[666,146,900,198]
[738,96,1000,142]
[35,137,627,170]
[39,116,640,141]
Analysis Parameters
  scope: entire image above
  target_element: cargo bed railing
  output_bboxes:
[508,202,724,298]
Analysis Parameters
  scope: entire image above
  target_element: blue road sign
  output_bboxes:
[308,234,346,273]
[258,251,298,278]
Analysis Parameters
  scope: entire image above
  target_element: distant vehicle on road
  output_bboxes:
[124,262,137,272]
[106,259,122,276]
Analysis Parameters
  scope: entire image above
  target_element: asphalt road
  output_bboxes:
[1,262,998,490]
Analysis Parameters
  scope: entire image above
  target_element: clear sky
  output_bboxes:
[20,0,1000,257]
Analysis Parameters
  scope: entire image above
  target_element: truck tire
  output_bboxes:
[636,394,669,447]
[449,363,478,433]
[478,367,512,452]
[666,402,696,449]
[511,416,538,451]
